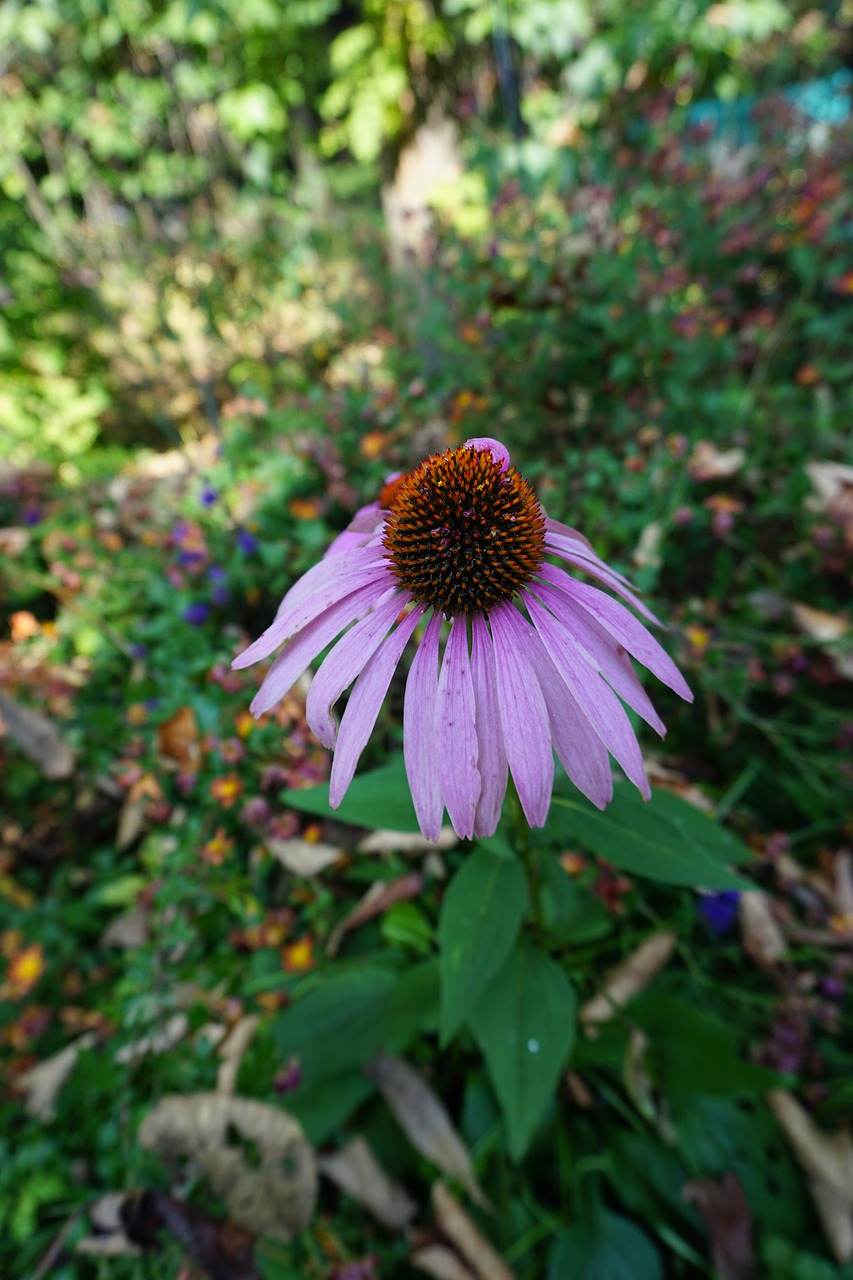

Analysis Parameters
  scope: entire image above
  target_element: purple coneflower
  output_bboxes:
[233,438,692,840]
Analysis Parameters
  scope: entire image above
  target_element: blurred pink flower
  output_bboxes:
[234,438,692,840]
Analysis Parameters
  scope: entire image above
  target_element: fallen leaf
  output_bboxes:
[100,908,150,950]
[0,527,31,557]
[632,521,662,571]
[122,1190,261,1280]
[580,932,677,1032]
[364,1055,489,1210]
[790,603,853,680]
[17,1032,97,1120]
[768,1090,853,1262]
[318,1136,416,1229]
[411,1245,477,1280]
[138,1093,317,1239]
[217,1015,260,1096]
[267,836,343,877]
[834,852,853,919]
[432,1183,514,1280]
[115,796,148,851]
[0,690,75,779]
[687,442,746,482]
[683,1173,756,1280]
[77,1194,143,1259]
[115,1013,188,1064]
[739,892,787,969]
[327,874,424,957]
[156,705,201,769]
[806,461,853,545]
[357,828,458,855]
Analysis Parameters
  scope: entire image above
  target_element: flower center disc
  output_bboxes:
[381,446,545,616]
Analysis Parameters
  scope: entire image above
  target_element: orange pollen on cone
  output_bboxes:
[381,446,546,617]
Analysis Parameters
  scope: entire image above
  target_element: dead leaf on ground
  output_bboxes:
[432,1183,514,1280]
[76,1193,143,1259]
[411,1245,477,1280]
[17,1032,97,1120]
[138,1093,317,1239]
[632,521,662,571]
[739,892,788,970]
[0,527,31,557]
[580,932,677,1033]
[805,461,853,545]
[683,1173,756,1280]
[768,1090,853,1262]
[644,759,714,812]
[318,1136,416,1229]
[0,690,75,779]
[156,705,201,769]
[327,874,424,957]
[790,603,853,680]
[115,1013,189,1064]
[687,442,746,482]
[357,828,458,855]
[267,836,343,877]
[834,852,853,919]
[365,1055,489,1210]
[100,907,150,950]
[216,1015,260,1096]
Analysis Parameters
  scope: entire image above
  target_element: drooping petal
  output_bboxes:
[489,604,553,828]
[541,539,660,624]
[470,615,508,837]
[306,591,406,748]
[324,504,387,558]
[539,566,693,701]
[526,593,650,798]
[249,579,390,716]
[436,616,480,840]
[526,637,612,809]
[329,604,426,807]
[403,612,444,841]
[233,546,389,669]
[462,437,511,472]
[528,580,666,734]
[545,517,634,586]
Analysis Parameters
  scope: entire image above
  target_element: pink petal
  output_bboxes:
[249,578,389,716]
[470,615,509,838]
[542,569,693,701]
[526,594,651,798]
[527,638,612,809]
[462,437,511,472]
[306,591,406,748]
[545,517,633,586]
[329,604,426,807]
[489,604,553,828]
[403,613,444,841]
[528,580,666,734]
[233,546,389,669]
[324,504,386,558]
[436,617,480,840]
[541,542,659,624]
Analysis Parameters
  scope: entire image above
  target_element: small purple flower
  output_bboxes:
[208,565,230,605]
[21,504,42,526]
[130,643,148,659]
[240,796,271,829]
[183,602,210,625]
[200,486,218,507]
[273,1058,302,1094]
[236,529,258,554]
[233,437,693,841]
[698,890,740,935]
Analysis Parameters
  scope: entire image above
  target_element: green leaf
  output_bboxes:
[286,1074,373,1147]
[548,1206,663,1280]
[538,854,612,945]
[438,845,529,1044]
[469,939,576,1160]
[271,965,395,1083]
[385,960,440,1053]
[548,785,750,889]
[630,995,778,1100]
[282,756,421,833]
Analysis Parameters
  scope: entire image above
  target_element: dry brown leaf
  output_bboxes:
[122,1190,261,1280]
[835,852,853,918]
[217,1015,260,1096]
[17,1032,97,1120]
[580,932,677,1032]
[138,1093,316,1240]
[432,1184,514,1280]
[768,1090,853,1262]
[683,1173,756,1280]
[806,461,853,545]
[318,1136,416,1229]
[116,796,148,851]
[156,705,201,769]
[327,874,424,958]
[365,1055,489,1210]
[411,1245,477,1280]
[790,603,853,680]
[632,521,662,571]
[739,892,788,969]
[0,690,75,779]
[357,828,458,855]
[100,908,150,950]
[0,527,31,556]
[115,1013,188,1064]
[267,836,342,877]
[687,442,746,481]
[644,759,714,812]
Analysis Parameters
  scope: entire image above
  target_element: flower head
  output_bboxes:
[233,438,692,841]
